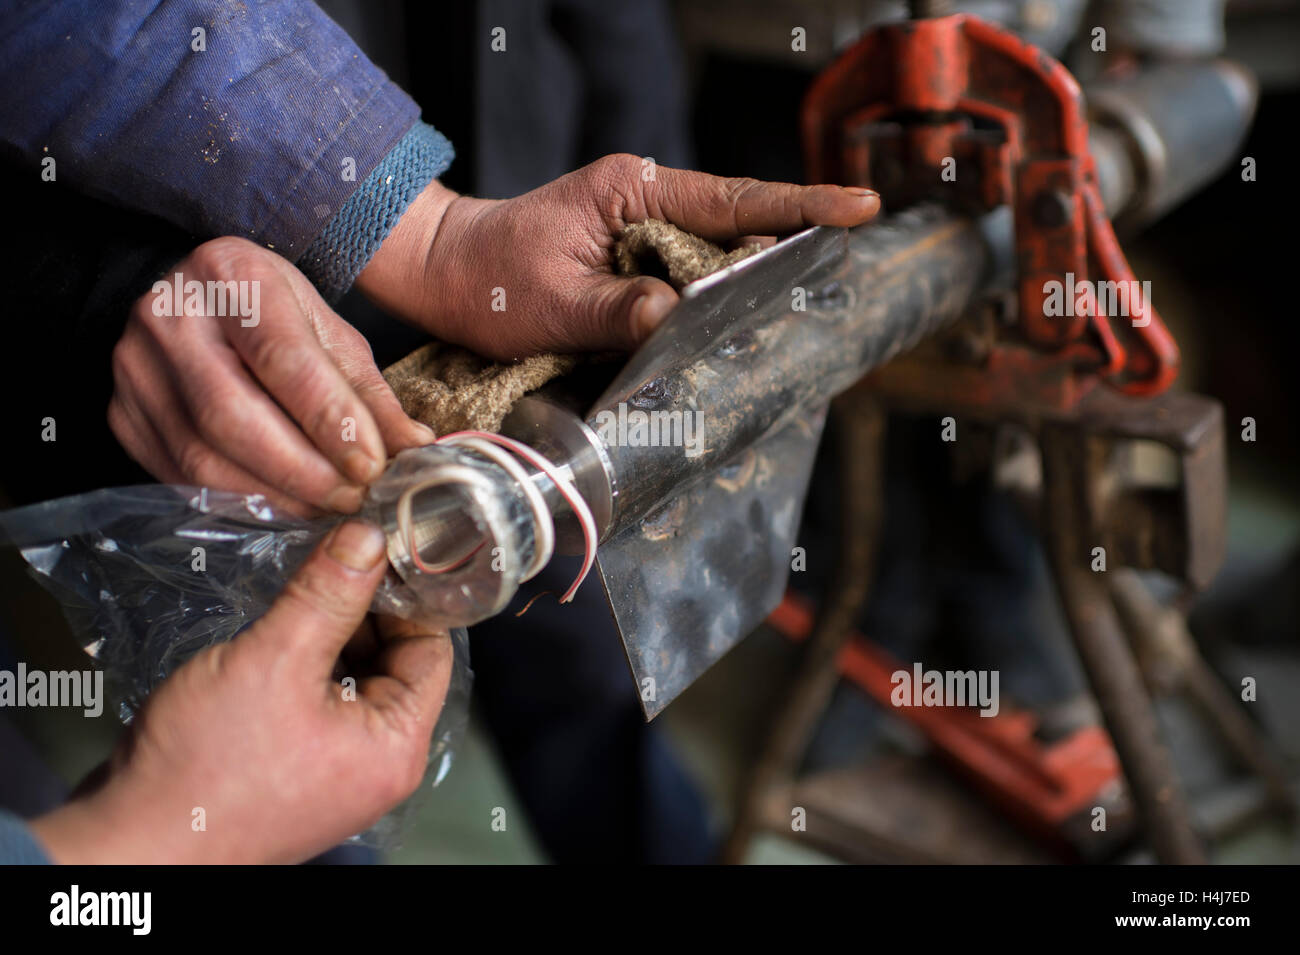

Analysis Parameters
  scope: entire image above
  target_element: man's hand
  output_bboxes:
[355,154,881,360]
[110,238,434,515]
[30,522,453,864]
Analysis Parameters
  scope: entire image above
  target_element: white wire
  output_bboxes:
[435,434,555,583]
[435,430,598,604]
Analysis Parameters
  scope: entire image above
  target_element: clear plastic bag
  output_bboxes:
[0,462,510,849]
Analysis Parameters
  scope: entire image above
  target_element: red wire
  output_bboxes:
[433,430,597,604]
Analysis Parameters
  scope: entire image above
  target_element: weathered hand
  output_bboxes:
[356,154,880,360]
[31,522,453,864]
[110,238,434,514]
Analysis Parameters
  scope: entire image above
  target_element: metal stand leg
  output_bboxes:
[1041,426,1207,864]
[1110,569,1295,820]
[721,397,885,864]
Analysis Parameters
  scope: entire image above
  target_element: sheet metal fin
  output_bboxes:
[597,407,827,720]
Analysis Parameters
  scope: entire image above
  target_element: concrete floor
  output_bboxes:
[387,628,844,865]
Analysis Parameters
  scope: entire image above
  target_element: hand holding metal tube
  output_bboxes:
[353,154,881,359]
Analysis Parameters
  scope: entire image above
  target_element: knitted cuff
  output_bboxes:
[298,121,455,303]
[0,811,51,864]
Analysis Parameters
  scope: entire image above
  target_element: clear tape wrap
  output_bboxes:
[0,462,523,849]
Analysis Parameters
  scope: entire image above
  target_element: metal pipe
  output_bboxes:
[1088,60,1258,227]
[587,205,991,541]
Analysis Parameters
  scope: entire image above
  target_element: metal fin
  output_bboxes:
[597,407,827,720]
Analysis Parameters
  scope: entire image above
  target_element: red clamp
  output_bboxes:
[802,13,1178,397]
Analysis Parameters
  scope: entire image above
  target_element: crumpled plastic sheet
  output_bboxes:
[0,484,472,850]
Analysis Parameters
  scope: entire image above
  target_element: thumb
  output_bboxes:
[576,274,679,351]
[247,521,389,677]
